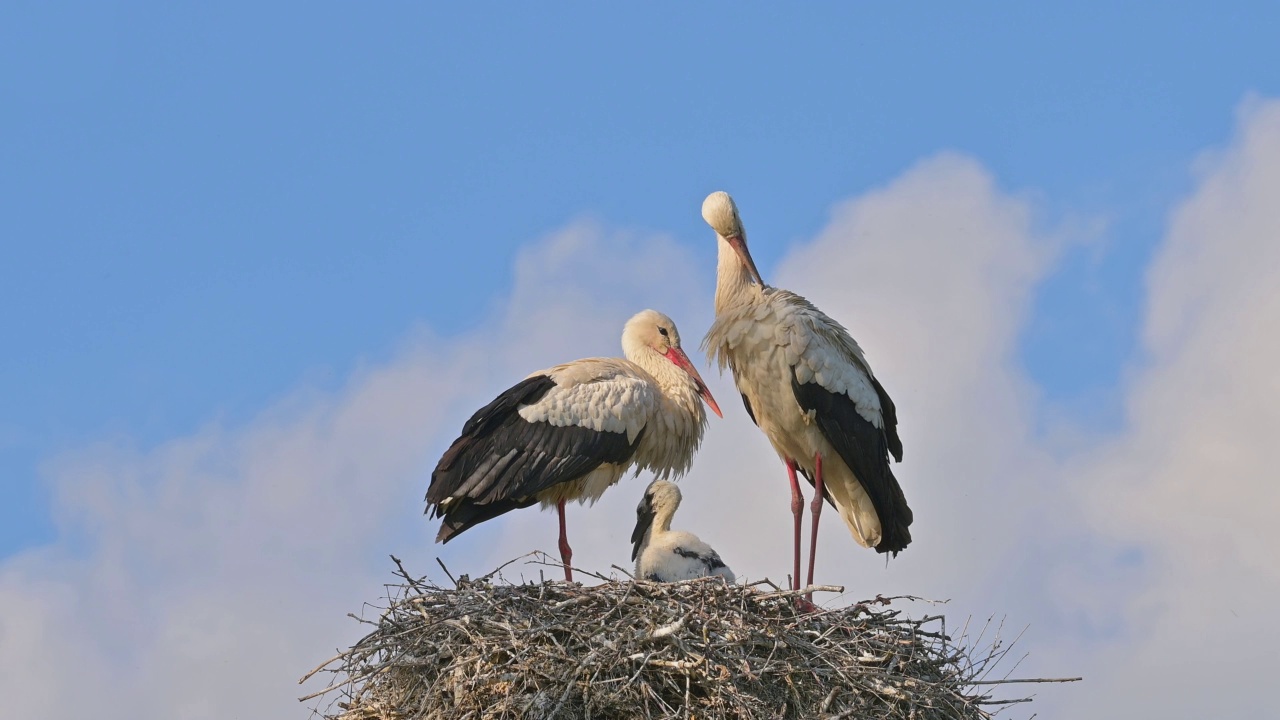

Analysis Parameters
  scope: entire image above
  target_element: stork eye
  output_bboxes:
[658,327,669,337]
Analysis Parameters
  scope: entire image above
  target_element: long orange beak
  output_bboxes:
[664,347,723,418]
[726,234,765,287]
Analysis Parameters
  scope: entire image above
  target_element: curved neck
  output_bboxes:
[628,346,699,415]
[664,361,702,428]
[653,501,676,534]
[714,236,759,314]
[624,345,707,478]
[639,499,677,554]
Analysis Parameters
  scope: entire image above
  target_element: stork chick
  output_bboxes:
[631,480,735,583]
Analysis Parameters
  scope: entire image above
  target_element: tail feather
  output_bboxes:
[872,465,912,555]
[817,462,912,556]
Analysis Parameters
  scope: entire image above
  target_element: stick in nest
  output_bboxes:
[301,559,1079,720]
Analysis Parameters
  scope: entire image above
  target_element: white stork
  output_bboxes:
[700,191,912,593]
[426,309,722,582]
[630,479,735,583]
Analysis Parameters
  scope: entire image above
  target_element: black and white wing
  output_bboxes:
[779,292,913,554]
[426,359,656,542]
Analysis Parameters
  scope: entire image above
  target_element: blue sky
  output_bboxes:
[3,5,1280,718]
[7,3,1277,552]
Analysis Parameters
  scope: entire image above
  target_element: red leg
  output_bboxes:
[806,453,824,600]
[557,499,574,583]
[786,460,804,592]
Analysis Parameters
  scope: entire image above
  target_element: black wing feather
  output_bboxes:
[427,374,641,543]
[791,368,913,555]
[673,546,728,573]
[870,375,903,462]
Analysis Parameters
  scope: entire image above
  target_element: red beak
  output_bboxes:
[664,347,723,418]
[727,235,766,287]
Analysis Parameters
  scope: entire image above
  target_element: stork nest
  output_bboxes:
[300,556,1074,720]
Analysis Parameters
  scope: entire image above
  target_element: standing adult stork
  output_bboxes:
[700,191,912,593]
[426,309,722,582]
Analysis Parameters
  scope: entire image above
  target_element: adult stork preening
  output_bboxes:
[700,191,912,593]
[426,309,722,582]
[631,479,735,583]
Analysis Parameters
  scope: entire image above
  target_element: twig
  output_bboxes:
[969,677,1082,685]
[435,557,457,587]
[300,559,1076,719]
[479,551,539,582]
[298,650,344,685]
[389,554,424,592]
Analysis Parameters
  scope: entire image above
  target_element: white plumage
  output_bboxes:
[700,191,912,593]
[631,480,735,583]
[426,309,722,582]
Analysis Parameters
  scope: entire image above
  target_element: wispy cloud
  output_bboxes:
[1053,97,1280,718]
[0,221,704,719]
[3,99,1278,719]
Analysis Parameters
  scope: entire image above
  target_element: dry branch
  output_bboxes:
[302,558,1077,719]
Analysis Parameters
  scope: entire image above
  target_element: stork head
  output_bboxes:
[702,191,765,287]
[701,191,742,238]
[623,310,722,418]
[630,479,683,561]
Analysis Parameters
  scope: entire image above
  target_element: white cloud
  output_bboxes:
[466,158,1065,611]
[4,99,1278,719]
[774,154,1056,593]
[1054,97,1280,719]
[0,222,706,719]
[0,160,1076,716]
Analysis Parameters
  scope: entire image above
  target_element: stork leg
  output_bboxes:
[806,453,825,601]
[786,460,804,592]
[556,499,574,583]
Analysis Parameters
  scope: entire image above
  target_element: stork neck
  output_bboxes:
[624,346,707,480]
[714,236,758,315]
[636,348,701,419]
[653,502,676,534]
[636,501,675,556]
